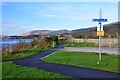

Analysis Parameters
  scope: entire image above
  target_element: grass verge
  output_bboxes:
[2,47,51,61]
[2,61,69,78]
[42,50,119,73]
[64,42,97,47]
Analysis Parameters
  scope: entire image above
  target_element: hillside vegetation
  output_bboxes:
[71,21,119,39]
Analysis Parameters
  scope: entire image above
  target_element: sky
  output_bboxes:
[2,2,118,35]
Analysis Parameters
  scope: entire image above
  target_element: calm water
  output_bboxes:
[0,39,33,51]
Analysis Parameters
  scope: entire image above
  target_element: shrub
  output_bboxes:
[3,42,33,54]
[3,36,60,54]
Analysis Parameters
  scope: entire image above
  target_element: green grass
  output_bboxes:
[0,62,2,78]
[64,42,97,47]
[2,47,51,61]
[42,50,119,73]
[2,62,69,78]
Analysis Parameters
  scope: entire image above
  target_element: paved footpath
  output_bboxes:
[64,47,119,55]
[13,45,120,79]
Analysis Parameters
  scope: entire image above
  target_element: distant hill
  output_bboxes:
[21,29,70,36]
[70,21,119,38]
[71,27,96,33]
[21,21,119,39]
[48,30,70,36]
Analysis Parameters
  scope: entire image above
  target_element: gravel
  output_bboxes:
[64,47,119,55]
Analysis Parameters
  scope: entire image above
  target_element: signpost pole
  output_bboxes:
[99,35,102,60]
[99,9,102,60]
[92,9,107,61]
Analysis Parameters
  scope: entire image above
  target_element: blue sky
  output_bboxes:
[2,2,118,35]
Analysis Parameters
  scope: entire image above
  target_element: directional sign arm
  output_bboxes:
[93,19,107,22]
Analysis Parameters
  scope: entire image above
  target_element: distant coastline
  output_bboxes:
[0,39,33,52]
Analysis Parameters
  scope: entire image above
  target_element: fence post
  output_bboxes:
[109,35,111,48]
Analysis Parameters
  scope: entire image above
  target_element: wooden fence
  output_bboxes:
[69,38,118,47]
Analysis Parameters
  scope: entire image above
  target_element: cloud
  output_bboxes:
[39,4,98,20]
[16,5,42,11]
[42,3,117,22]
[43,14,59,18]
[43,11,95,21]
[2,21,41,35]
[16,4,80,20]
[17,3,74,12]
[12,3,115,22]
[47,5,74,11]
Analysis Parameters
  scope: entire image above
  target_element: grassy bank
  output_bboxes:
[42,50,119,73]
[64,42,97,47]
[2,47,51,61]
[2,62,69,78]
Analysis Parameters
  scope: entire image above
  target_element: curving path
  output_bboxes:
[13,45,120,79]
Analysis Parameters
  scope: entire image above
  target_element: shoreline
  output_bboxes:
[1,39,33,50]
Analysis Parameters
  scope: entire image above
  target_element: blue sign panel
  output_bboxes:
[93,19,107,22]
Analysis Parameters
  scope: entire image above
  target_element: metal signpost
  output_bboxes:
[92,9,107,61]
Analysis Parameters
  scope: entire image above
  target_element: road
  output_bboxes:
[13,44,120,79]
[64,47,119,55]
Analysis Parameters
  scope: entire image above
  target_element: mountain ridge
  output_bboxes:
[21,29,70,36]
[20,21,119,38]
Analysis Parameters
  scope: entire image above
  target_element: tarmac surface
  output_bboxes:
[13,45,120,79]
